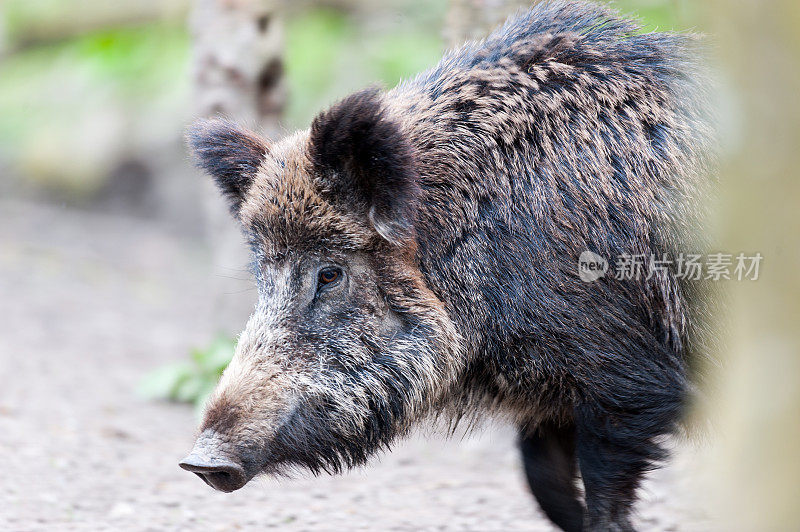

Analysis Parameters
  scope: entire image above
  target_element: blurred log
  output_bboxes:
[445,0,530,48]
[190,0,286,331]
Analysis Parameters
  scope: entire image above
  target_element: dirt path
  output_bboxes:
[0,201,715,531]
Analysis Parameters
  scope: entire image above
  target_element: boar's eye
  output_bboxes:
[317,267,342,290]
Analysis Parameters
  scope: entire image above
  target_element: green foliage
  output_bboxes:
[0,21,189,122]
[138,335,235,414]
[69,24,190,93]
[0,21,190,188]
[2,0,64,44]
[283,5,445,129]
[612,0,699,32]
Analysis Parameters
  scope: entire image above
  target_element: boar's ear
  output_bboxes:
[187,119,269,216]
[309,87,420,244]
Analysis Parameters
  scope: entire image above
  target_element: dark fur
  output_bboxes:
[187,2,716,530]
[382,2,715,528]
[520,422,584,532]
[310,87,421,243]
[187,119,269,214]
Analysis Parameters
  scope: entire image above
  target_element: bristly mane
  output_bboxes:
[388,0,717,401]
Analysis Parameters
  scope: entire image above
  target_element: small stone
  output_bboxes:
[108,502,135,519]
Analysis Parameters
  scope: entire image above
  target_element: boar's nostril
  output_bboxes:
[179,454,248,493]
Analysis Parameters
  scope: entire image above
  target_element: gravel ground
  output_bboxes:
[0,200,717,531]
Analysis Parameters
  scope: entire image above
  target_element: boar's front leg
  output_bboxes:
[519,421,584,532]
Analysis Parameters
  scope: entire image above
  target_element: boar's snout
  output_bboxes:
[179,431,249,492]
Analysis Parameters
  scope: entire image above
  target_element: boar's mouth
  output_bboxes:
[253,393,407,476]
[179,457,248,492]
[179,357,420,489]
[179,431,262,492]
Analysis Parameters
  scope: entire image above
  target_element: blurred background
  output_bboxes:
[0,0,797,530]
[0,0,697,230]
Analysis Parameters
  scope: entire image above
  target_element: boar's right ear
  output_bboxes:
[187,119,269,216]
[309,88,420,244]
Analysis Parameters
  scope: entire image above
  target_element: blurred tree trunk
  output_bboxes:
[0,9,7,57]
[700,0,800,529]
[190,0,286,331]
[445,0,530,48]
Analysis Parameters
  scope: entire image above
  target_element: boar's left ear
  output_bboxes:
[309,87,420,244]
[187,119,269,217]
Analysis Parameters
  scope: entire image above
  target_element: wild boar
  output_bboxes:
[180,1,716,530]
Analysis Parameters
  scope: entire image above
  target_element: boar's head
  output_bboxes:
[179,88,460,492]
